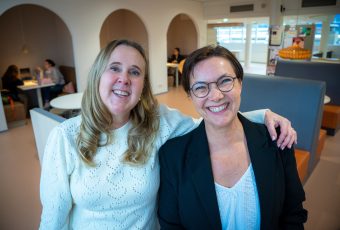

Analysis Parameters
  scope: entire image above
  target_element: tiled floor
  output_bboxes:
[0,86,339,229]
[0,121,41,229]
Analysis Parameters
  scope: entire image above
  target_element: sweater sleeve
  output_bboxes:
[39,126,74,230]
[159,104,201,142]
[159,105,267,143]
[241,109,267,124]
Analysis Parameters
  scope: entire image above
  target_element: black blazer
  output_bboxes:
[158,113,307,230]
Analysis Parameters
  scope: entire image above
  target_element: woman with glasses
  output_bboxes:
[158,45,307,229]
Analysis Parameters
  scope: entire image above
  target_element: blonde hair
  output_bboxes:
[77,39,159,165]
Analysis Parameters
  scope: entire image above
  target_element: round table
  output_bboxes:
[324,95,331,104]
[50,92,83,110]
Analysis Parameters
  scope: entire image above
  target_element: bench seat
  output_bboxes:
[294,149,310,183]
[322,105,340,135]
[316,129,327,163]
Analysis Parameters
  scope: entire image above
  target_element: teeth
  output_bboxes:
[113,89,130,96]
[208,104,227,113]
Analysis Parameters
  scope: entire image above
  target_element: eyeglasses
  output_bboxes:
[190,75,237,98]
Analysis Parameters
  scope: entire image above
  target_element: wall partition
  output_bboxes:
[167,13,198,57]
[100,9,148,55]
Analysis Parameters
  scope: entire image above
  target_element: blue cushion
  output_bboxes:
[240,74,325,174]
[275,60,340,105]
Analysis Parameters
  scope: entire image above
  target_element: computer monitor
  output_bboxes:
[19,67,32,80]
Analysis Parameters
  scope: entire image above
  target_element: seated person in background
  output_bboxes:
[37,59,65,108]
[168,48,185,86]
[158,45,307,229]
[1,65,24,101]
[168,47,184,64]
[1,64,28,116]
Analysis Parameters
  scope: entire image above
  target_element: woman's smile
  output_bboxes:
[112,89,131,97]
[206,102,229,113]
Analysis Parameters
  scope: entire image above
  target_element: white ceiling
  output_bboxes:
[186,0,337,25]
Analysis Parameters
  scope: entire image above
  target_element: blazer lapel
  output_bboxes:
[239,114,277,228]
[188,121,222,230]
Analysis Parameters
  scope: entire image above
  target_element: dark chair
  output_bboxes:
[312,52,323,58]
[326,51,333,58]
[59,65,77,93]
[275,59,340,135]
[240,74,325,181]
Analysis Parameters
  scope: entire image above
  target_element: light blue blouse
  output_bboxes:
[215,164,261,230]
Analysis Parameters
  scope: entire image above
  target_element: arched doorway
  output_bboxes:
[100,9,148,55]
[0,4,74,77]
[167,14,198,58]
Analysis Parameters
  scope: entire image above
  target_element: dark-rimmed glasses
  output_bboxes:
[190,75,237,98]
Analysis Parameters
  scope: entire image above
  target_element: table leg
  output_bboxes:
[0,92,8,131]
[36,88,43,108]
[175,67,179,87]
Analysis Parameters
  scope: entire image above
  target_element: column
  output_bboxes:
[320,15,334,58]
[244,23,252,68]
[269,0,283,26]
[267,0,284,75]
[207,27,218,45]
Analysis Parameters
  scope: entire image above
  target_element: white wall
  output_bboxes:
[1,0,207,94]
[203,0,340,20]
[283,0,340,16]
[203,0,271,20]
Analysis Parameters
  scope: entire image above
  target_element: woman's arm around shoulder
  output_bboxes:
[39,126,75,230]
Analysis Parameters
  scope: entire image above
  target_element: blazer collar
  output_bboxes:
[187,121,222,230]
[187,113,277,229]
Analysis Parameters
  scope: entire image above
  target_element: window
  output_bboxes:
[309,14,340,47]
[217,26,245,43]
[330,14,340,45]
[252,24,269,44]
[216,24,269,44]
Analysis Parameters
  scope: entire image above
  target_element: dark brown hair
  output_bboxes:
[181,45,243,95]
[45,59,56,67]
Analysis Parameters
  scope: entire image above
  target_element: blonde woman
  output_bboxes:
[39,40,297,229]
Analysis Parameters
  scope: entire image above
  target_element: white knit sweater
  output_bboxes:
[39,105,265,230]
